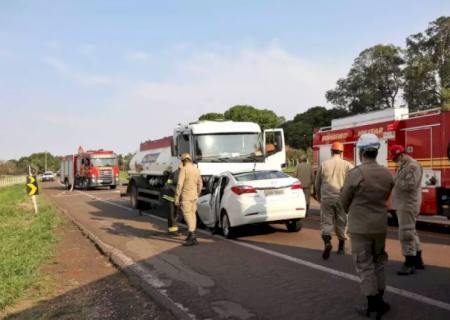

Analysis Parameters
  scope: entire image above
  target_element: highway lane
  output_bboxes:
[44,182,450,320]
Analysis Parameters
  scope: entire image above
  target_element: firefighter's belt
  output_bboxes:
[168,226,178,232]
[162,195,175,202]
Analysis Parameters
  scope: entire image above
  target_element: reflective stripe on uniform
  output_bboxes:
[162,195,175,202]
[166,179,173,185]
[168,226,178,232]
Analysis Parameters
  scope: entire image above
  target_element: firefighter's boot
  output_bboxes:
[397,256,416,275]
[415,251,425,270]
[183,232,198,246]
[355,295,377,318]
[322,235,332,260]
[355,294,390,320]
[376,290,391,316]
[337,239,345,255]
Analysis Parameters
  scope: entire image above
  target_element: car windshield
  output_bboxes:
[91,157,117,167]
[233,171,289,182]
[194,133,263,161]
[43,171,53,175]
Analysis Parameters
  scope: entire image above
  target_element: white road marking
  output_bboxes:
[75,190,450,312]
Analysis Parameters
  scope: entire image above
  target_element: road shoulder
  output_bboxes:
[1,210,174,320]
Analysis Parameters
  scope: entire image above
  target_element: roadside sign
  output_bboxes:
[26,175,39,196]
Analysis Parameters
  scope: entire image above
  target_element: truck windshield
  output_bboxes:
[194,133,263,162]
[91,158,117,167]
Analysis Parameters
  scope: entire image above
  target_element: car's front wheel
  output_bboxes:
[221,212,235,239]
[286,219,302,232]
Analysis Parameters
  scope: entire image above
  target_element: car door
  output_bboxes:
[197,176,217,227]
[210,176,224,227]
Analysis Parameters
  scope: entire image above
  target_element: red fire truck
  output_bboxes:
[60,147,120,190]
[313,107,450,221]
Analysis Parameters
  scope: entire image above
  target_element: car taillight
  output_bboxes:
[291,182,302,190]
[231,186,257,195]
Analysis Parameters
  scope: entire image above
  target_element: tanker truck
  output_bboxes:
[127,120,286,209]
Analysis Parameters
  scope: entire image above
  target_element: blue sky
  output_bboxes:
[1,0,448,159]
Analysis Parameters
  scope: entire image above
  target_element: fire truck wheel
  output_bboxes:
[82,179,89,191]
[110,185,117,190]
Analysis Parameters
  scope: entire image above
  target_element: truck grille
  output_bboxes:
[100,169,113,184]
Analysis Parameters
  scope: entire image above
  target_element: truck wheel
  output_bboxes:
[82,178,89,191]
[286,219,302,232]
[130,183,147,210]
[110,185,117,190]
[65,179,71,190]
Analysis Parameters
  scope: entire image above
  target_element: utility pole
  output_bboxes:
[44,150,47,172]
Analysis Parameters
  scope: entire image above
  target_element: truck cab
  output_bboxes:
[172,121,286,178]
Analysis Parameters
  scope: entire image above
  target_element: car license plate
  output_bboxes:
[264,189,284,196]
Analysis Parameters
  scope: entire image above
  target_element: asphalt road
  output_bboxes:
[43,182,450,320]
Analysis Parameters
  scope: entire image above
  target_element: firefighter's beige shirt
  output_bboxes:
[340,160,394,234]
[175,163,203,203]
[315,154,353,200]
[294,162,315,190]
[392,156,423,214]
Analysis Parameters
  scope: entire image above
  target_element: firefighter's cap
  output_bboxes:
[181,153,192,161]
[389,144,405,160]
[331,141,344,152]
[356,133,380,150]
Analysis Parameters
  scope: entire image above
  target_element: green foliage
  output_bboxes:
[0,152,60,175]
[283,106,349,149]
[326,44,404,113]
[0,185,59,310]
[404,16,450,111]
[223,105,284,130]
[199,112,225,121]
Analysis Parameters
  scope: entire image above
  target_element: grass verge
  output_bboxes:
[0,185,60,310]
[119,170,129,183]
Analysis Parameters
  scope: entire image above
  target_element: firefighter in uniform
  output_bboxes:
[340,134,394,319]
[315,141,353,259]
[175,153,203,246]
[390,145,425,275]
[294,154,314,215]
[161,168,180,235]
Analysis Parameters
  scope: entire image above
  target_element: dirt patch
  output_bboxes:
[1,214,174,320]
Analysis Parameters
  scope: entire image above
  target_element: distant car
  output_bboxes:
[42,171,55,182]
[197,170,306,238]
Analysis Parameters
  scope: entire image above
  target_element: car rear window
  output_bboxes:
[233,171,289,182]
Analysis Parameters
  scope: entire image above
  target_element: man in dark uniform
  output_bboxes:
[161,168,180,235]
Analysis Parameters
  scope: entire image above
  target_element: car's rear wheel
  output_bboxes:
[221,212,235,239]
[286,219,302,232]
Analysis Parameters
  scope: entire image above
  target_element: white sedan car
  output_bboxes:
[197,170,306,238]
[42,171,55,182]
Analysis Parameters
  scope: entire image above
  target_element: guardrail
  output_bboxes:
[0,175,27,188]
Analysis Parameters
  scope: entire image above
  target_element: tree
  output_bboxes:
[326,44,404,114]
[404,16,450,110]
[283,106,349,149]
[198,112,225,121]
[224,105,284,130]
